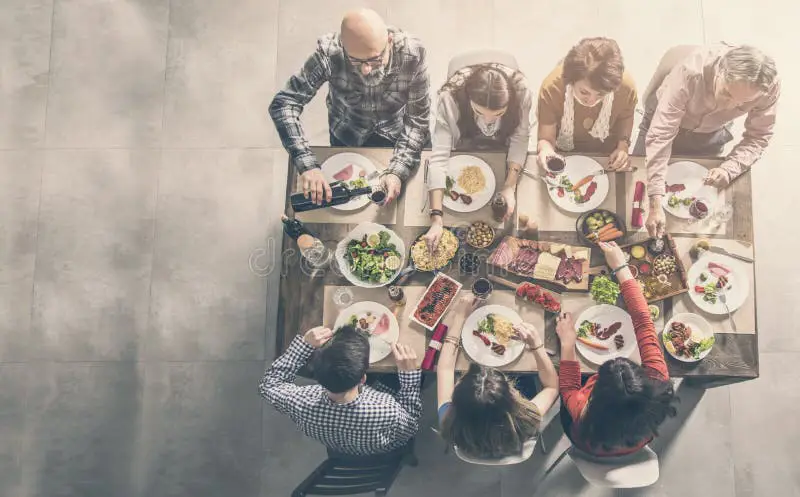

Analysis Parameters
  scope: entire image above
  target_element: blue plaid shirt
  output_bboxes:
[260,336,423,456]
[269,28,430,182]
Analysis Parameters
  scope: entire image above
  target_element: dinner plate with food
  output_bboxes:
[334,301,399,363]
[661,160,718,220]
[461,305,526,368]
[443,155,496,213]
[574,304,636,364]
[686,253,749,315]
[320,152,378,211]
[661,313,715,362]
[335,222,405,288]
[546,155,609,213]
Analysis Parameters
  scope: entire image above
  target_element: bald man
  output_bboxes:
[270,9,430,206]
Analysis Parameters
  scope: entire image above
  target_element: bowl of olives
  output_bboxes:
[465,221,495,249]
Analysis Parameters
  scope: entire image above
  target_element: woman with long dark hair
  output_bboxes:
[423,63,532,251]
[436,297,558,460]
[557,241,677,456]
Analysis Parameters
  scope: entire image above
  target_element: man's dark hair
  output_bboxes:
[312,325,370,394]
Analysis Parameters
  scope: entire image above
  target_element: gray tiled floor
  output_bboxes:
[1,1,798,496]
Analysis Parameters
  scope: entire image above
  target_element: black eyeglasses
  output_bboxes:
[346,41,389,70]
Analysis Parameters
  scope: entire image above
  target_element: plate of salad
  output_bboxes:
[661,313,714,362]
[335,222,406,288]
[574,304,636,364]
[334,301,399,363]
[546,155,609,213]
[320,152,378,211]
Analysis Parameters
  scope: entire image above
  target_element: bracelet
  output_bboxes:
[611,263,629,276]
[443,336,460,347]
[429,209,443,218]
[530,343,544,351]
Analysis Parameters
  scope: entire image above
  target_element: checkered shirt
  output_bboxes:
[269,27,430,182]
[260,336,423,456]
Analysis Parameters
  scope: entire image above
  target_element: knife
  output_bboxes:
[707,246,754,263]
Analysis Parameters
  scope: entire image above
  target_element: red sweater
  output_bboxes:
[559,279,669,457]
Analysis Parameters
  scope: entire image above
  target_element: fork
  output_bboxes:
[718,291,737,332]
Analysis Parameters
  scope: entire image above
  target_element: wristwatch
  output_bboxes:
[429,209,443,218]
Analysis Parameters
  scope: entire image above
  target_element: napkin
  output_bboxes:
[421,323,449,371]
[631,181,645,228]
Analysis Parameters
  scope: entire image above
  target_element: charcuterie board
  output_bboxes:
[487,236,591,291]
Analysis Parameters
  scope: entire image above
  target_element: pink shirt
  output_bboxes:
[646,44,780,197]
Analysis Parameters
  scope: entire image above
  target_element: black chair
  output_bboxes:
[292,441,417,497]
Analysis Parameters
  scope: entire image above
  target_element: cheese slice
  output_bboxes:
[549,243,566,255]
[533,252,561,281]
[564,246,573,258]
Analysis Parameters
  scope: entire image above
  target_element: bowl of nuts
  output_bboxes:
[465,221,495,249]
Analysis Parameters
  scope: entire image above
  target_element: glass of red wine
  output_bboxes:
[472,277,493,302]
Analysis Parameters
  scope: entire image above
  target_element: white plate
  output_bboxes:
[320,152,378,211]
[334,301,399,363]
[335,222,406,288]
[460,305,526,368]
[661,160,718,219]
[661,313,714,363]
[546,156,609,213]
[574,304,636,365]
[686,253,749,315]
[442,155,496,213]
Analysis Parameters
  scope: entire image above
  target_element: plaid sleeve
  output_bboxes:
[258,335,315,416]
[269,42,331,174]
[387,47,430,182]
[390,370,423,442]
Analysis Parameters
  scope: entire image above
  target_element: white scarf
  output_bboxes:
[556,84,615,151]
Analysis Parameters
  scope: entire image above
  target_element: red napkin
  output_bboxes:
[631,181,645,228]
[421,323,449,371]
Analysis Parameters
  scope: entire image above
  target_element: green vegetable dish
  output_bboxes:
[348,177,368,189]
[577,320,595,338]
[345,231,402,284]
[590,275,621,305]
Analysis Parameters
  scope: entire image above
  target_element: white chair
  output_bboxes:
[543,444,660,489]
[640,45,699,114]
[446,49,519,79]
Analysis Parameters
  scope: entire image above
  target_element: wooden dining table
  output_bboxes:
[275,146,759,386]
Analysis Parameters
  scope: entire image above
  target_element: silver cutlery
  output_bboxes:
[706,246,753,263]
[718,290,737,332]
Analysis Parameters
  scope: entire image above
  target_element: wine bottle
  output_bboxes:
[281,215,314,240]
[290,182,373,212]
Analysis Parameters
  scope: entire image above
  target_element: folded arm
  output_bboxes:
[721,82,780,180]
[258,335,315,417]
[269,44,330,174]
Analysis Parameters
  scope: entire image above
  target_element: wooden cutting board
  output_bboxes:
[487,236,592,291]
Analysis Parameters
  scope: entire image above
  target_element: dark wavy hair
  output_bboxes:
[439,364,540,459]
[312,325,369,394]
[440,64,522,144]
[579,358,677,452]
